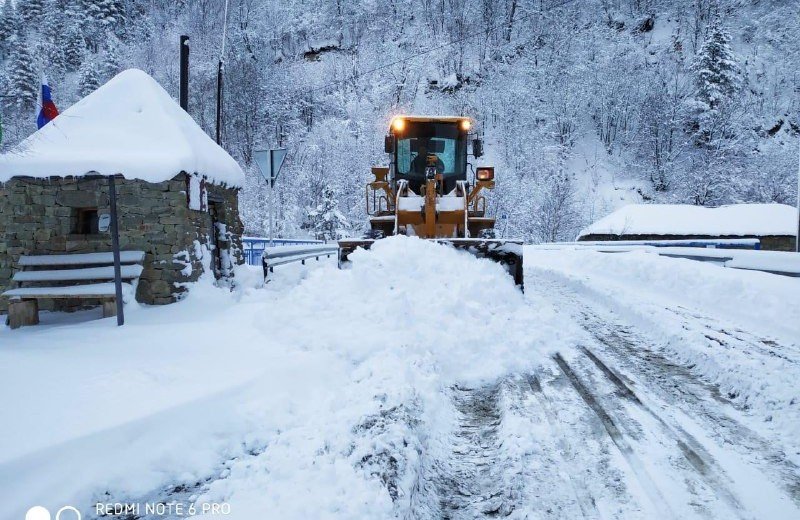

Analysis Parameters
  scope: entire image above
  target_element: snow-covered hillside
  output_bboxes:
[1,0,798,241]
[1,237,798,519]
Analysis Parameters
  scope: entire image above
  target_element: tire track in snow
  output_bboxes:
[576,310,800,506]
[552,353,675,518]
[523,373,600,518]
[576,345,746,517]
[529,366,650,518]
[529,270,800,511]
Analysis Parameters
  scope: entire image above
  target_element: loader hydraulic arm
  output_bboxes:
[366,166,395,214]
[468,179,495,209]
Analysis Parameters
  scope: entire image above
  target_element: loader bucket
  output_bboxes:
[338,238,524,290]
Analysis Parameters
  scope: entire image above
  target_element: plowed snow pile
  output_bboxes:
[0,236,573,519]
[266,237,557,380]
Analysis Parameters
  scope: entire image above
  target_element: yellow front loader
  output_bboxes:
[339,116,523,287]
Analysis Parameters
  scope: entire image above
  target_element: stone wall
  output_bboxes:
[578,234,796,252]
[0,174,243,313]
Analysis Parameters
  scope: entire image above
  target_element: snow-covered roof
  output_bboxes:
[578,203,799,238]
[0,69,244,186]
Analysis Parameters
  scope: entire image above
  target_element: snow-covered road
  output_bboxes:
[515,265,800,518]
[1,237,798,519]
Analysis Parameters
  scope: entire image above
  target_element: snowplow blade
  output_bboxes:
[338,238,524,290]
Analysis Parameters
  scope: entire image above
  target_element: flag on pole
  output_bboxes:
[37,76,59,129]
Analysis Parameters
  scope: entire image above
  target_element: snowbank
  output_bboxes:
[578,203,798,238]
[0,69,244,186]
[526,247,799,349]
[533,243,800,276]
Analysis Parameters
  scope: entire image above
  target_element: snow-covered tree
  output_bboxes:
[305,185,351,241]
[688,13,742,145]
[40,0,66,42]
[36,2,70,77]
[83,0,126,34]
[78,58,101,97]
[16,0,45,25]
[0,2,21,58]
[101,38,121,80]
[7,41,38,109]
[692,15,741,110]
[62,23,84,71]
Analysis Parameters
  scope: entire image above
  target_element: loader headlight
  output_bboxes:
[476,167,494,181]
[392,117,405,132]
[460,119,472,131]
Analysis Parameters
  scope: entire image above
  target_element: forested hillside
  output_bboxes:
[1,0,798,241]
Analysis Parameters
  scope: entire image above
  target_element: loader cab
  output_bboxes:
[387,117,474,193]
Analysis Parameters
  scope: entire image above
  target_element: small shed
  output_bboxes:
[0,69,245,313]
[578,203,798,251]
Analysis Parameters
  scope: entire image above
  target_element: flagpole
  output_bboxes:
[36,74,43,125]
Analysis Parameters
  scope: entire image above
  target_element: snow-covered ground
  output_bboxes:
[1,237,798,519]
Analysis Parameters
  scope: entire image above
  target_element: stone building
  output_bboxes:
[0,69,245,313]
[578,203,798,251]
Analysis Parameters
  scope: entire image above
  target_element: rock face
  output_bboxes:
[0,174,243,312]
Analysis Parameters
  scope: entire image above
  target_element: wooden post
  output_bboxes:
[102,301,117,318]
[8,300,38,329]
[108,175,124,326]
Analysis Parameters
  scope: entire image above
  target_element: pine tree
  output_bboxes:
[40,0,65,42]
[101,38,121,80]
[7,39,39,109]
[16,0,46,25]
[0,2,21,58]
[691,14,741,111]
[36,39,67,78]
[685,13,743,153]
[78,59,101,97]
[62,23,85,71]
[35,1,68,76]
[305,185,350,241]
[83,0,126,32]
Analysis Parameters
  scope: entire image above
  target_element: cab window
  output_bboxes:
[395,122,465,179]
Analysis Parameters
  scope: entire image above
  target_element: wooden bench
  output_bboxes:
[2,251,145,329]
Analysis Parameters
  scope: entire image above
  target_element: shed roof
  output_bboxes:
[0,69,244,186]
[578,203,799,238]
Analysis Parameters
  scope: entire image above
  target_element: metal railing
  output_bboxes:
[531,241,800,277]
[564,238,761,250]
[242,237,323,265]
[262,244,339,278]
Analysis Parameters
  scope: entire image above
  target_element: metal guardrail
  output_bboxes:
[566,238,761,250]
[262,244,339,278]
[242,237,323,265]
[532,242,800,278]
